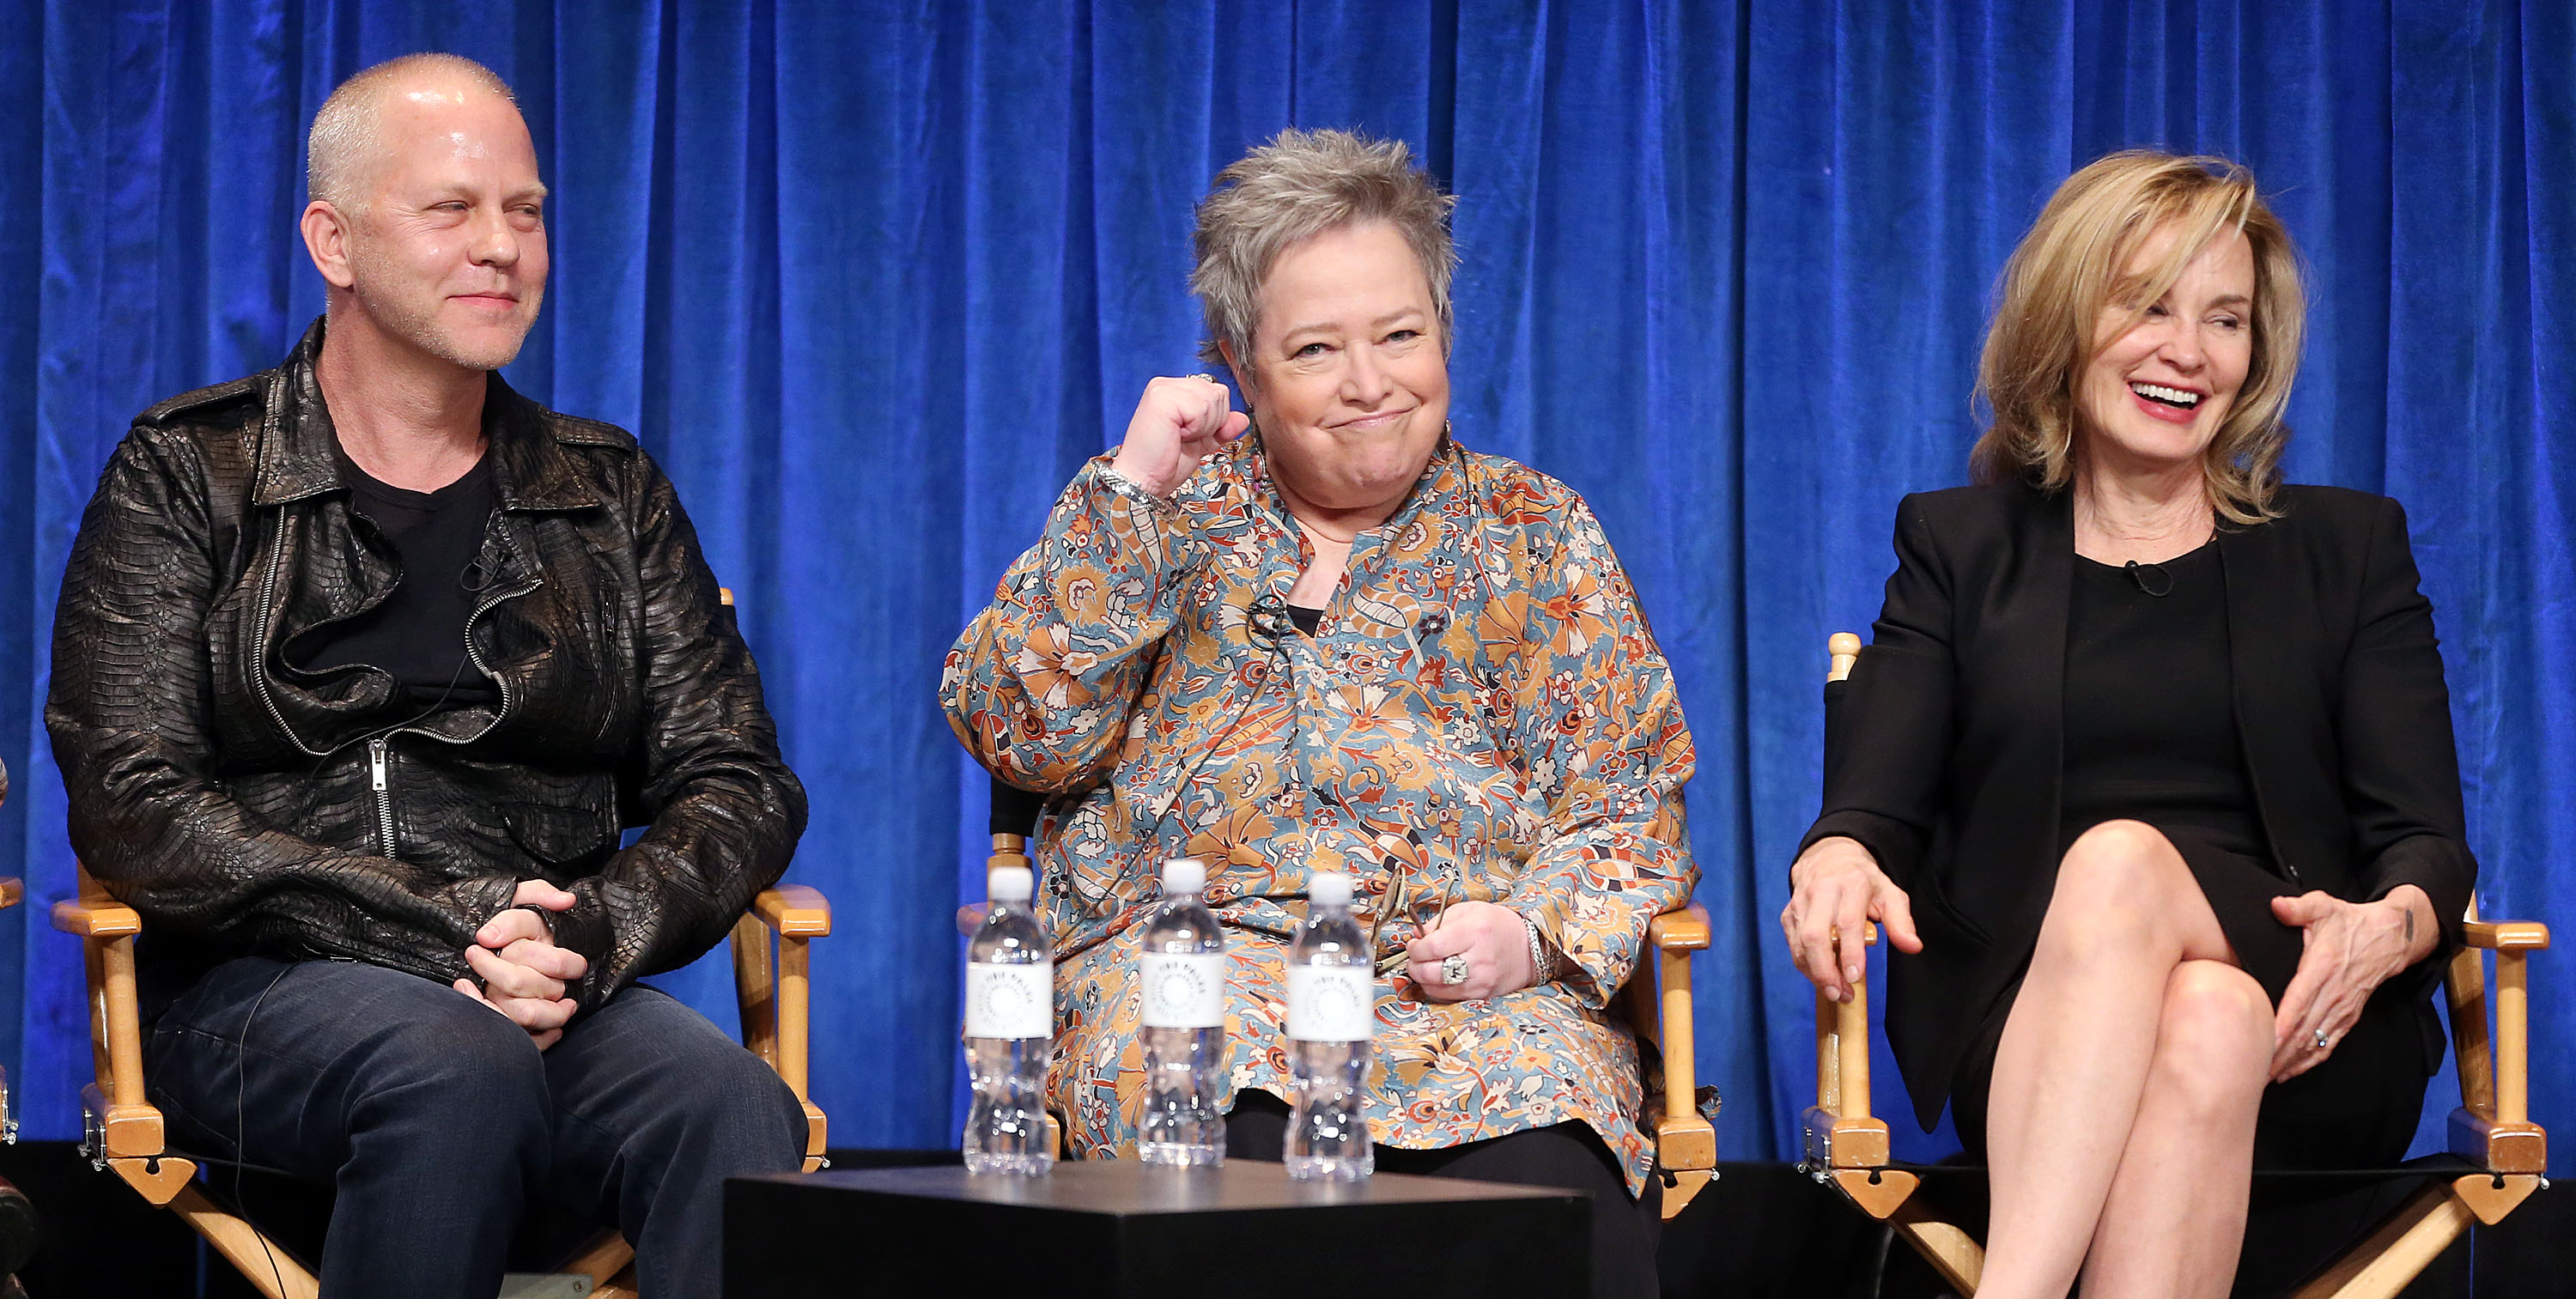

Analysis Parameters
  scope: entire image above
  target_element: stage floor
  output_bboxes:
[2,1142,2558,1296]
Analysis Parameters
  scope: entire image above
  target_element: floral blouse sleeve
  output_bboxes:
[1493,485,1698,1009]
[941,458,1208,792]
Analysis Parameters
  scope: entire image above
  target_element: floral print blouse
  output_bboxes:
[940,434,1699,1194]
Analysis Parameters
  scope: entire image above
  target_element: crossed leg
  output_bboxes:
[1975,821,2277,1299]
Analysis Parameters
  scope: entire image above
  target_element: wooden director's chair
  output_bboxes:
[979,777,1720,1217]
[1801,632,2552,1297]
[55,588,829,1299]
[0,757,28,1299]
[1,756,19,1137]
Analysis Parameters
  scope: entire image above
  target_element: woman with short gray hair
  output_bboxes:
[944,128,1696,1298]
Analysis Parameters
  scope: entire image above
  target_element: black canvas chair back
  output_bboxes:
[990,778,1047,841]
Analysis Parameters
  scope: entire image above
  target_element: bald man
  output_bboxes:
[47,54,807,1297]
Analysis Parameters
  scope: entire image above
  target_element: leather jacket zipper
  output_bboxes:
[441,513,538,743]
[399,574,534,750]
[368,737,397,856]
[460,573,533,730]
[267,508,532,855]
[253,512,326,757]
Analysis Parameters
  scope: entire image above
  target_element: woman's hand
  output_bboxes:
[1402,901,1538,1002]
[1109,376,1252,498]
[1782,836,1922,1004]
[2268,884,2437,1082]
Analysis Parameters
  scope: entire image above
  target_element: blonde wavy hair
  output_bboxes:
[1971,151,2306,524]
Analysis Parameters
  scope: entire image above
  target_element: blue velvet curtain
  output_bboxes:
[2,1,2567,1173]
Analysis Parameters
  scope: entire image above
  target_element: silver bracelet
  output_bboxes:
[1522,913,1555,983]
[1097,463,1178,513]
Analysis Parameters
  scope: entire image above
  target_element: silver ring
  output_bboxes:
[2313,1029,2331,1050]
[1440,954,1469,986]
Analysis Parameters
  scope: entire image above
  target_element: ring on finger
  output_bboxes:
[2312,1028,2332,1050]
[1440,954,1469,986]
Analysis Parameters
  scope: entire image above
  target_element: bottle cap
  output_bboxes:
[1161,858,1207,895]
[988,865,1034,903]
[1309,871,1352,907]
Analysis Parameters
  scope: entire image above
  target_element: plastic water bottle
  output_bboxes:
[1286,870,1375,1181]
[1137,858,1227,1167]
[963,865,1054,1175]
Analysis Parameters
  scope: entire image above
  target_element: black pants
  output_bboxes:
[1226,1090,1660,1299]
[144,956,807,1298]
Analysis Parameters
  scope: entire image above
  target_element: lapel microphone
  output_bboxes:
[1247,592,1293,640]
[2123,559,2174,598]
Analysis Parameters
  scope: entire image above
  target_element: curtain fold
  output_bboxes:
[1,1,2567,1173]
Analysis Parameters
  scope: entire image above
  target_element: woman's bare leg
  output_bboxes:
[1972,821,2242,1299]
[2078,960,2272,1298]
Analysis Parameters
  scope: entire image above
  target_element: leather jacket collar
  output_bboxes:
[250,317,611,513]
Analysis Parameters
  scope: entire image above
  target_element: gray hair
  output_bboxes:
[307,53,518,210]
[1191,128,1458,384]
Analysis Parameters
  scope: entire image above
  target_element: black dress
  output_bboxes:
[1946,541,2437,1170]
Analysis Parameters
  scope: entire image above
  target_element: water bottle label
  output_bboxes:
[966,962,1054,1040]
[1287,965,1376,1042]
[1138,952,1226,1028]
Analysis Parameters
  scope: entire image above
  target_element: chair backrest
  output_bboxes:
[1820,632,1862,792]
[0,756,13,907]
[990,779,1046,842]
[964,779,1043,933]
[2445,896,2507,1126]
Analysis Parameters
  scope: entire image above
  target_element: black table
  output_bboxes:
[726,1158,1591,1297]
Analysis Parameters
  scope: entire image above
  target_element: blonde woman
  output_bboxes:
[1780,152,2471,1297]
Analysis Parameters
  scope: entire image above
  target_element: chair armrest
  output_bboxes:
[733,885,831,1171]
[53,895,142,938]
[2463,919,2549,951]
[2446,914,2548,1171]
[1805,923,1898,1174]
[752,884,831,938]
[1649,903,1710,952]
[1637,901,1716,1218]
[55,877,161,1155]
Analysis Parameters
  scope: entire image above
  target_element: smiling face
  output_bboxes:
[1230,221,1450,524]
[2075,222,2256,476]
[314,76,548,371]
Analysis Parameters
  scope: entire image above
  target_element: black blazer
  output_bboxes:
[1804,482,2476,1128]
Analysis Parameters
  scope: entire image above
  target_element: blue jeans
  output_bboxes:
[144,956,806,1298]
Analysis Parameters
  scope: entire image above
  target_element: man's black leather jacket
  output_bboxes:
[46,319,806,1011]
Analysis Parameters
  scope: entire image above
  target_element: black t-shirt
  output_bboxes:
[292,444,501,709]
